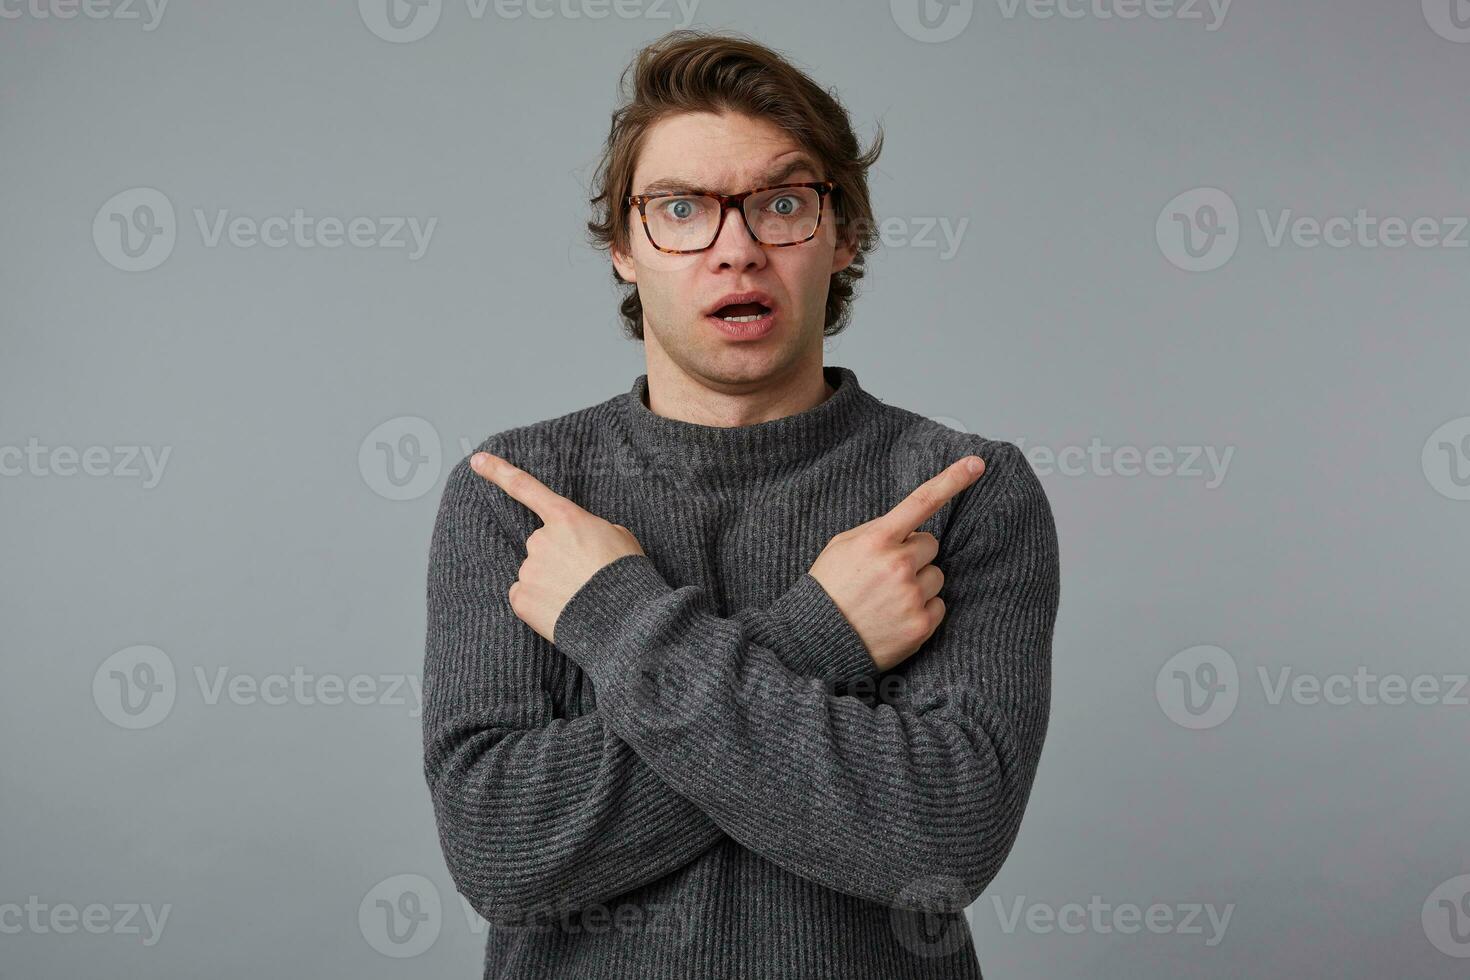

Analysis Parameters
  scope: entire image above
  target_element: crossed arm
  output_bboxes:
[422,441,1059,926]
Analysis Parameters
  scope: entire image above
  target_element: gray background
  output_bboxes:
[4,0,1469,976]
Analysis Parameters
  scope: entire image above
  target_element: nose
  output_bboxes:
[702,202,767,272]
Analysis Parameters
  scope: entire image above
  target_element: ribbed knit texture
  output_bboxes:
[422,364,1060,980]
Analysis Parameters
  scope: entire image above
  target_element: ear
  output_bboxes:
[611,239,638,284]
[827,196,857,275]
[830,235,856,276]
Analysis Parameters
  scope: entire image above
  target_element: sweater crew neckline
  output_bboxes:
[619,364,882,480]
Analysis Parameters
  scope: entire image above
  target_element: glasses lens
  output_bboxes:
[745,186,821,245]
[644,195,720,251]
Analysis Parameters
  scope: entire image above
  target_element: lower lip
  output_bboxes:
[706,309,776,341]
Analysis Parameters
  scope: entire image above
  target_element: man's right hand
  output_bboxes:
[807,455,987,672]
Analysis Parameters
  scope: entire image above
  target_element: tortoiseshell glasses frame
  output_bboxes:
[626,180,838,254]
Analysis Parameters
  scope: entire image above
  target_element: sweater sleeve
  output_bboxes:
[421,454,873,926]
[550,442,1059,914]
[731,573,877,684]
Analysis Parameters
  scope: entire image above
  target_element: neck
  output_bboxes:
[618,362,880,485]
[641,341,833,429]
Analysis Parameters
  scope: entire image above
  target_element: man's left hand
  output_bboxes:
[470,451,646,645]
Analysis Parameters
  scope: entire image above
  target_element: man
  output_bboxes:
[422,29,1060,980]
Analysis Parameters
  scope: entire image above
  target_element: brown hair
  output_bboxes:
[586,29,884,341]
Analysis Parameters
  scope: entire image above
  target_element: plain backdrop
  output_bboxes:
[3,1,1469,976]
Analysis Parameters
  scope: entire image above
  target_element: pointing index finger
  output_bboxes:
[470,452,571,522]
[876,455,986,540]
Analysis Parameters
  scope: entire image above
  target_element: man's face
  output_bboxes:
[612,110,855,387]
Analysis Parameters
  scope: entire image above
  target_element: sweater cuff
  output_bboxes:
[553,553,675,678]
[763,573,875,683]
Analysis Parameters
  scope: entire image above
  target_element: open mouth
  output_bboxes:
[710,301,772,323]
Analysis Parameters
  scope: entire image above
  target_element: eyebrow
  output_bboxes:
[635,156,822,197]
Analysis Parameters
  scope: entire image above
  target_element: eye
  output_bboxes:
[659,197,701,221]
[767,194,803,216]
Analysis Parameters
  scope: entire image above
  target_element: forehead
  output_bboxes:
[631,111,816,192]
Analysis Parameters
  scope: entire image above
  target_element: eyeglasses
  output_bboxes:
[626,180,837,254]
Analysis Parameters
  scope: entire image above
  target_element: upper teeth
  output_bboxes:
[720,313,764,322]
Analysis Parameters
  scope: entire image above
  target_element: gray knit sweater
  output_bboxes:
[422,364,1059,979]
